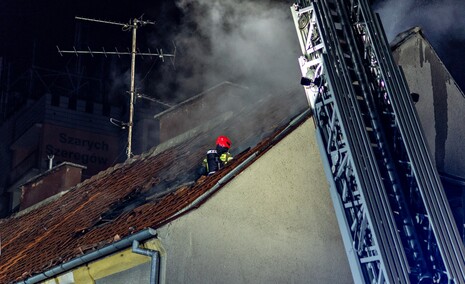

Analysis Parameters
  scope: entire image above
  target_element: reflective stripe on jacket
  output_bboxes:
[203,151,233,174]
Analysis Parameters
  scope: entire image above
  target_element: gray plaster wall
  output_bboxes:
[157,119,352,284]
[392,32,465,178]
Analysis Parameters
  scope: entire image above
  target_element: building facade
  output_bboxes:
[0,108,352,283]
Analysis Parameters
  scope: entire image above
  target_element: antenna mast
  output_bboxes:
[57,16,176,160]
[128,18,138,161]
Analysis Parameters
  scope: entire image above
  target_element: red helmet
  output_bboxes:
[216,135,232,149]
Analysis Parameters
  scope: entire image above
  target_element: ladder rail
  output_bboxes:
[315,1,410,280]
[292,0,465,282]
[357,0,465,279]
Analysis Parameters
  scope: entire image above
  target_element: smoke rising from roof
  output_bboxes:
[138,0,309,156]
[149,0,302,103]
[374,0,465,42]
[374,0,465,89]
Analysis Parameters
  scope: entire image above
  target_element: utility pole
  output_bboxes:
[57,16,175,160]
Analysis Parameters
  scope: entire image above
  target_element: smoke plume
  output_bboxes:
[373,0,465,89]
[149,0,302,103]
[374,0,465,42]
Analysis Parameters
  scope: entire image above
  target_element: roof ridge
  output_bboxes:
[153,81,249,119]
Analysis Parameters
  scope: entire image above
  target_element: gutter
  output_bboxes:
[18,228,157,284]
[132,240,160,284]
[170,108,312,220]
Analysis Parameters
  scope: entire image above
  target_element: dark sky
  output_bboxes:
[0,1,179,63]
[0,0,314,117]
[0,1,181,103]
[1,0,464,111]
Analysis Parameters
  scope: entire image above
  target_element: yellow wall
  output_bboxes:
[42,238,164,284]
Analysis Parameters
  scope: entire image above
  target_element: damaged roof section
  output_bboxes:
[0,86,308,283]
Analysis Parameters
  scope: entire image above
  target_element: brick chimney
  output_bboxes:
[19,162,86,211]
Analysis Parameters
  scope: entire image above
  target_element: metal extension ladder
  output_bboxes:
[291,1,465,283]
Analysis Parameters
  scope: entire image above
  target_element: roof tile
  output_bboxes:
[0,90,308,283]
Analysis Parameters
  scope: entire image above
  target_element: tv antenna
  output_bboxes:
[57,16,176,160]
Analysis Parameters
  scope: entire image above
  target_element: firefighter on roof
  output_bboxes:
[197,135,233,178]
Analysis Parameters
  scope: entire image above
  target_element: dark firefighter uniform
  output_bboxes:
[198,135,233,177]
